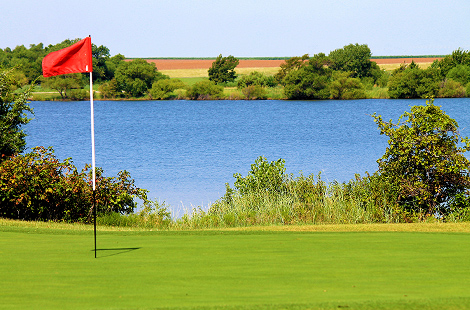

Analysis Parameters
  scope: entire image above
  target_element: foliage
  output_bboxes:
[446,64,470,86]
[372,99,470,219]
[274,54,309,84]
[434,48,470,77]
[98,78,120,99]
[186,79,224,100]
[328,43,373,78]
[329,71,366,99]
[387,62,440,99]
[149,78,186,100]
[0,146,148,222]
[190,157,400,228]
[208,54,239,84]
[233,156,287,196]
[0,68,33,162]
[283,66,330,100]
[114,59,168,97]
[438,79,466,98]
[41,73,84,99]
[237,71,277,89]
[241,85,268,100]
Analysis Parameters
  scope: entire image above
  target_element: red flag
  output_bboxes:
[42,37,93,77]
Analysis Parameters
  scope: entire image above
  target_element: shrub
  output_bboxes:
[0,146,148,222]
[373,99,470,219]
[237,71,277,89]
[149,79,185,100]
[241,85,268,100]
[438,79,466,98]
[186,80,224,100]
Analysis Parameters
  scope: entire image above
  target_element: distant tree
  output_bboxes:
[446,64,470,86]
[41,74,84,99]
[0,68,33,162]
[208,54,239,84]
[114,59,167,97]
[328,43,373,78]
[275,54,309,84]
[373,99,470,218]
[283,53,331,100]
[387,62,440,99]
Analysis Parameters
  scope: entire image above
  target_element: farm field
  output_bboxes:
[2,220,470,310]
[142,57,443,78]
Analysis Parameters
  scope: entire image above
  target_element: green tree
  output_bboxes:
[41,73,84,99]
[237,71,276,89]
[208,54,239,84]
[328,43,373,78]
[114,59,167,97]
[387,62,440,99]
[446,64,470,86]
[372,99,470,219]
[0,68,33,162]
[275,54,309,84]
[283,53,331,100]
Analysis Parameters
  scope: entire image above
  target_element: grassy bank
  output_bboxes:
[2,220,470,310]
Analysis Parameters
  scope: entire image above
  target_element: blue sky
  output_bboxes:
[2,0,469,58]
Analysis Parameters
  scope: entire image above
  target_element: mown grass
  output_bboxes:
[2,219,470,310]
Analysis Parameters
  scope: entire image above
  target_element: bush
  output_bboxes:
[68,89,89,101]
[438,79,466,98]
[241,85,268,100]
[237,71,277,89]
[373,99,470,219]
[149,79,185,100]
[186,80,224,100]
[0,146,148,222]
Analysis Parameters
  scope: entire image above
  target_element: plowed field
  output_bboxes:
[143,58,442,70]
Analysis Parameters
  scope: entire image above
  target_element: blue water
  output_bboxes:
[24,98,470,215]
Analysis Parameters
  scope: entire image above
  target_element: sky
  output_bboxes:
[2,0,470,58]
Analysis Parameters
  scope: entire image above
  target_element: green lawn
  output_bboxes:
[1,223,470,309]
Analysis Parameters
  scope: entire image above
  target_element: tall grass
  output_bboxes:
[175,173,401,229]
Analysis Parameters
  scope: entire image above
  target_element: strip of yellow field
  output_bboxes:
[2,218,469,233]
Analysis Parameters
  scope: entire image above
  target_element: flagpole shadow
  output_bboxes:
[91,247,141,258]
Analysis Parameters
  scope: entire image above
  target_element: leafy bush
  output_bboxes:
[329,72,366,99]
[149,79,185,100]
[438,79,466,98]
[1,68,33,162]
[446,64,470,86]
[0,146,148,222]
[186,80,224,100]
[373,99,470,219]
[241,85,268,100]
[237,71,276,89]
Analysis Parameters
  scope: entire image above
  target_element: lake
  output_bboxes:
[25,98,470,215]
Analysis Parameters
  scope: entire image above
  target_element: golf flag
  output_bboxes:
[42,37,93,77]
[42,36,98,257]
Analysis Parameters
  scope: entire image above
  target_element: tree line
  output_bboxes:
[2,40,470,100]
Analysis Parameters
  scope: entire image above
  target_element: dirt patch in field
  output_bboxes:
[372,57,442,64]
[138,58,443,70]
[143,59,285,70]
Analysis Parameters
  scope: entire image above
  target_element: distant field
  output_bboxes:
[2,220,470,310]
[142,57,443,78]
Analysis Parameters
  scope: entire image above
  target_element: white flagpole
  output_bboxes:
[90,68,97,258]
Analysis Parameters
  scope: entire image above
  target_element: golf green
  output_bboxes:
[1,225,470,309]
